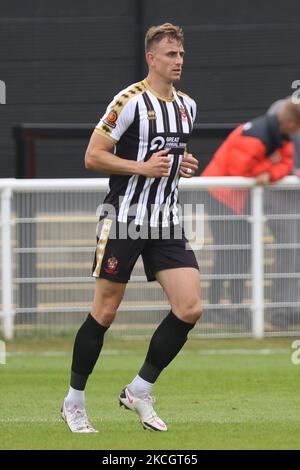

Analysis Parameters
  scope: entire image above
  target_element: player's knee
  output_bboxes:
[92,282,123,326]
[181,300,203,324]
[92,290,119,326]
[92,307,117,327]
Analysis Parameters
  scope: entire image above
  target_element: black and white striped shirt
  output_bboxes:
[95,79,196,227]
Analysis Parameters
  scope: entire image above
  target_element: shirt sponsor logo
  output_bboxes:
[150,133,188,154]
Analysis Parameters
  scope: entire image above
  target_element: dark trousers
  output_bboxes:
[264,189,300,305]
[205,192,251,305]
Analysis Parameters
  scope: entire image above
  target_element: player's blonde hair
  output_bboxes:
[279,98,300,125]
[145,23,184,53]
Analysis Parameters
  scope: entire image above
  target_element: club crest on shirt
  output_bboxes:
[105,256,119,274]
[179,106,187,120]
[147,110,157,120]
[104,110,118,128]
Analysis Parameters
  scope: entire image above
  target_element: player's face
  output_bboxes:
[150,38,184,83]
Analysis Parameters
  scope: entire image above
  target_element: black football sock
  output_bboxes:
[70,313,109,390]
[138,311,196,383]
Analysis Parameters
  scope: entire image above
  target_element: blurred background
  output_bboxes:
[1,0,300,177]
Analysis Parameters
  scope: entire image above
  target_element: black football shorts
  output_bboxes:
[92,217,199,283]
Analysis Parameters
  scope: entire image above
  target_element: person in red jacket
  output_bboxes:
[265,98,300,326]
[201,99,300,325]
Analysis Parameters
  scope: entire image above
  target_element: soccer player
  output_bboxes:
[61,23,202,433]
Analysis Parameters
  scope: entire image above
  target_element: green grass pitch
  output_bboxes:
[0,337,299,450]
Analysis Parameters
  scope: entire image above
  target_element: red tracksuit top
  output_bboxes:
[201,114,293,213]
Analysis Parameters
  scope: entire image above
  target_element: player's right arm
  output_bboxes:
[85,131,171,178]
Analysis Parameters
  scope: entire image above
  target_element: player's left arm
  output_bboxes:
[179,97,198,177]
[179,152,199,177]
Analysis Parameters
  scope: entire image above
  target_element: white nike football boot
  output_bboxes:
[61,399,98,433]
[119,387,168,432]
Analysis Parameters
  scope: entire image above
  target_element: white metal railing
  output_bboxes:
[251,186,264,339]
[1,185,13,339]
[1,176,300,339]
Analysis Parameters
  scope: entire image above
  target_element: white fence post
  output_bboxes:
[1,186,14,339]
[251,186,264,338]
